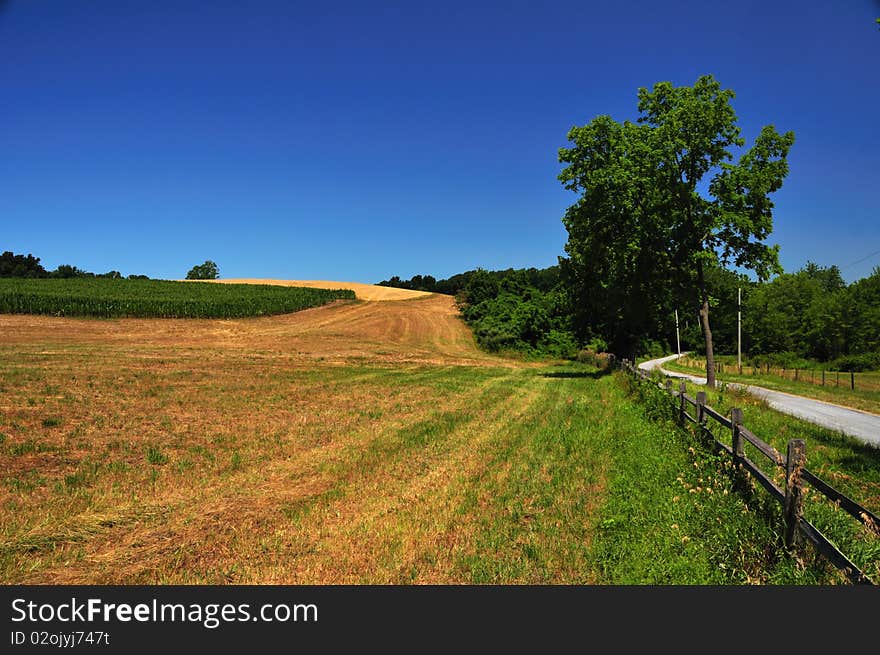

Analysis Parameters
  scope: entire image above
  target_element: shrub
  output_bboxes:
[829,352,880,372]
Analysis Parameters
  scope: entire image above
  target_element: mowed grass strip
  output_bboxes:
[450,370,840,584]
[0,278,354,318]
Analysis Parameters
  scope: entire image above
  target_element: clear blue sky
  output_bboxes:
[2,1,878,283]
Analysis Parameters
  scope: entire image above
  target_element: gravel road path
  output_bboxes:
[639,354,880,448]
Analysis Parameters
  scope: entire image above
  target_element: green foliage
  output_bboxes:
[146,446,168,465]
[459,269,578,357]
[379,265,578,358]
[0,251,48,278]
[49,264,92,278]
[186,260,220,280]
[558,74,794,368]
[378,266,562,298]
[737,264,880,364]
[375,274,438,292]
[0,278,354,319]
[2,250,153,280]
[830,353,880,373]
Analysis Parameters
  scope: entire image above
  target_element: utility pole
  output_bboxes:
[674,309,681,356]
[737,287,742,374]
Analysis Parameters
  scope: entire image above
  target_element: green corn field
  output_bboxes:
[0,279,356,319]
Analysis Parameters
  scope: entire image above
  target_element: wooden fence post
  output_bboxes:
[822,370,825,386]
[795,368,798,381]
[665,379,673,394]
[679,381,687,424]
[851,372,855,390]
[696,391,707,425]
[784,439,806,549]
[731,408,743,466]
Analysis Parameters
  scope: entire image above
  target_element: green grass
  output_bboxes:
[0,278,355,319]
[446,364,837,583]
[665,355,880,415]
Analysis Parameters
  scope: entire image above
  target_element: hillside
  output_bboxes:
[0,280,496,367]
[205,278,432,302]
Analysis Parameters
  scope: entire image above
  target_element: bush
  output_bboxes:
[829,353,880,372]
[540,329,579,359]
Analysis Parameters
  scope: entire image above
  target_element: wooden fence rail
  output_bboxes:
[622,359,877,585]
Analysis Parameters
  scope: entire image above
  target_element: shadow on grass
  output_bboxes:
[807,426,880,469]
[540,369,611,380]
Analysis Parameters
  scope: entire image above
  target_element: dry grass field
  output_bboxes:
[0,285,556,583]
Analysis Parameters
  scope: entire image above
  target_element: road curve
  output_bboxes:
[639,354,880,448]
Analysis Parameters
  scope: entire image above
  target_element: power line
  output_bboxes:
[840,247,880,270]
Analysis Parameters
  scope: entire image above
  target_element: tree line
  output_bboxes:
[694,262,880,371]
[1,251,219,281]
[0,251,150,280]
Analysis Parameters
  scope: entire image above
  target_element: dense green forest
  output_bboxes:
[689,263,880,371]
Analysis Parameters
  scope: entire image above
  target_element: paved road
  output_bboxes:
[639,354,880,448]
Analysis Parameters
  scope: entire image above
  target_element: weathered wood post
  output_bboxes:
[795,368,798,381]
[822,370,825,386]
[851,371,855,391]
[696,391,707,425]
[731,408,744,467]
[679,381,687,425]
[784,439,806,549]
[665,379,673,394]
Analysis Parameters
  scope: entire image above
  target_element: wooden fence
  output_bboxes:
[622,359,879,585]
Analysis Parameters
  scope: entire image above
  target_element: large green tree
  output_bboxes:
[559,75,794,385]
[186,260,220,280]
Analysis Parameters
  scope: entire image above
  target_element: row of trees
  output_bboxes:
[1,251,219,281]
[0,251,149,280]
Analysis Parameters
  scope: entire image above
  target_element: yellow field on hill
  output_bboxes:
[204,278,432,302]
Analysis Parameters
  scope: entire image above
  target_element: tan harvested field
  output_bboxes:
[3,284,605,584]
[200,278,432,302]
[0,292,496,368]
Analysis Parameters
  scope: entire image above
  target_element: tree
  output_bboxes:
[0,251,48,277]
[50,264,91,278]
[559,75,794,385]
[558,116,672,357]
[186,260,219,280]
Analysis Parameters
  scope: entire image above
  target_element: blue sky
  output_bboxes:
[2,1,878,283]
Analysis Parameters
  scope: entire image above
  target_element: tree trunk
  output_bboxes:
[697,260,716,388]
